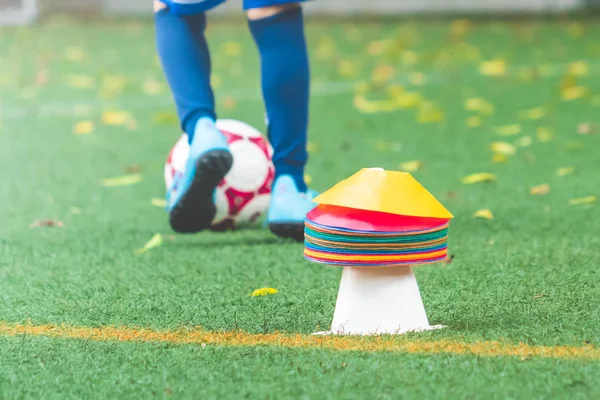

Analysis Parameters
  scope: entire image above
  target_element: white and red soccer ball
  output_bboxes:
[165,119,275,231]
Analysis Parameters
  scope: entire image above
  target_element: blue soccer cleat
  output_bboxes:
[166,117,233,233]
[267,175,317,242]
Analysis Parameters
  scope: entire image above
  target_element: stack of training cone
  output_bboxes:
[305,168,454,335]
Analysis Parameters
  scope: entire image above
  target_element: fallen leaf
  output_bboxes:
[142,78,164,95]
[353,94,397,114]
[250,287,278,297]
[473,209,494,220]
[125,165,141,173]
[519,107,546,120]
[371,64,395,83]
[306,142,318,153]
[479,59,506,77]
[417,101,444,124]
[568,196,596,205]
[152,111,178,126]
[451,19,472,36]
[101,174,142,187]
[465,97,494,114]
[316,36,335,60]
[73,121,94,135]
[65,46,85,62]
[394,91,422,109]
[366,39,391,56]
[70,207,82,214]
[462,172,496,184]
[568,61,589,76]
[304,174,313,185]
[516,136,533,147]
[151,198,167,208]
[30,219,64,228]
[533,294,548,300]
[408,72,426,85]
[211,75,221,89]
[567,22,584,38]
[577,123,595,135]
[223,41,241,56]
[102,110,134,126]
[445,191,458,199]
[490,141,516,155]
[222,96,237,110]
[443,254,455,264]
[530,184,550,195]
[536,127,553,143]
[136,233,163,254]
[337,60,357,77]
[99,75,126,98]
[401,50,419,66]
[556,167,574,177]
[399,160,422,172]
[466,116,482,128]
[65,74,95,89]
[562,86,587,101]
[492,153,507,163]
[496,124,522,136]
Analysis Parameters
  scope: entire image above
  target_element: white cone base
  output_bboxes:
[315,266,443,336]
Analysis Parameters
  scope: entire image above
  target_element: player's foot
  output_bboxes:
[167,117,233,233]
[267,175,317,242]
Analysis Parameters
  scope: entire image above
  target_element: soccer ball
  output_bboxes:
[164,119,275,231]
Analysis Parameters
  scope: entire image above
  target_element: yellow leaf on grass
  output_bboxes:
[337,60,357,77]
[568,61,589,76]
[102,110,133,126]
[451,19,472,36]
[353,94,397,114]
[462,173,495,184]
[399,160,422,172]
[536,127,553,143]
[306,142,318,153]
[401,50,419,66]
[65,74,95,89]
[211,75,221,89]
[366,39,391,56]
[223,41,241,56]
[492,153,507,163]
[519,107,546,120]
[152,111,178,125]
[304,174,313,185]
[496,124,522,136]
[556,167,574,177]
[136,233,163,254]
[142,78,164,95]
[490,141,516,156]
[65,46,85,62]
[316,36,335,60]
[516,136,533,147]
[395,91,422,109]
[562,86,587,101]
[474,209,494,220]
[100,75,126,98]
[479,59,506,77]
[466,116,482,128]
[70,207,82,214]
[568,196,596,205]
[151,198,167,208]
[530,184,550,195]
[372,64,395,83]
[101,174,142,187]
[409,72,426,85]
[73,121,94,135]
[417,101,444,124]
[250,287,278,297]
[465,98,494,114]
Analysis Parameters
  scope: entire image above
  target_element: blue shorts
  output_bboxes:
[160,0,305,15]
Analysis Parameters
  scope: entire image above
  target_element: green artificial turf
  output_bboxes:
[1,14,600,398]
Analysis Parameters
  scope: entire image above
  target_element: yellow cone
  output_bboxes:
[313,168,453,219]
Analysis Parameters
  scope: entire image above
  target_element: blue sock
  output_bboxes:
[248,7,309,193]
[155,8,215,144]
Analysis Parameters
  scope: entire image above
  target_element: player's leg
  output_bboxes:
[155,0,232,233]
[246,2,316,241]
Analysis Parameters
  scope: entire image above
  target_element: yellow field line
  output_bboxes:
[1,321,598,360]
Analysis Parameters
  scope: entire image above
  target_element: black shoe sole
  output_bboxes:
[169,149,233,234]
[269,222,305,242]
